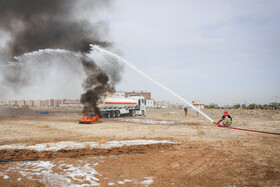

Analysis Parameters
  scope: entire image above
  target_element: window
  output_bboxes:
[142,99,146,105]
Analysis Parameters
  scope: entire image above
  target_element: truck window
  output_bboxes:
[142,99,146,105]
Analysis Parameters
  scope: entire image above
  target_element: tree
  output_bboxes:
[263,104,268,110]
[269,102,280,110]
[233,104,241,109]
[205,104,218,109]
[257,104,263,110]
[241,104,247,109]
[248,103,257,110]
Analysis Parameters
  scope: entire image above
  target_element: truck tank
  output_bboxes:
[98,98,138,109]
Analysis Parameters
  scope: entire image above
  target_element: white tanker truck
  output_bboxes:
[97,95,146,118]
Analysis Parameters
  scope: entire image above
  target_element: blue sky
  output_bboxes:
[106,0,280,105]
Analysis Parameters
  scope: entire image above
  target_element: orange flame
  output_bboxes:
[79,114,99,124]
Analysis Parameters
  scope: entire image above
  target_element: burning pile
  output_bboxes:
[0,0,123,120]
[79,113,99,124]
[80,56,115,119]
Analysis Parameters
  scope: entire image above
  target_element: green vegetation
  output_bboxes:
[204,102,280,110]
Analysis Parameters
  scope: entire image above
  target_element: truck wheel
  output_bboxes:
[111,111,116,118]
[106,112,111,118]
[131,110,136,116]
[115,110,120,117]
[141,110,145,116]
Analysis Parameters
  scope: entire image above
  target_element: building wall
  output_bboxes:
[125,91,151,100]
[0,101,7,106]
[156,100,170,108]
[146,99,155,108]
[50,99,54,107]
[113,91,125,98]
[5,99,82,108]
[192,101,204,109]
[59,103,83,108]
[34,100,41,107]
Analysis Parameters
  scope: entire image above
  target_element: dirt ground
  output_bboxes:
[0,107,280,186]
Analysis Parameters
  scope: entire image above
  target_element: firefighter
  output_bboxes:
[216,110,232,127]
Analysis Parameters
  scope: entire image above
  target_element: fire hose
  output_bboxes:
[217,125,280,135]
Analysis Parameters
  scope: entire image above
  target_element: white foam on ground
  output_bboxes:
[140,177,154,186]
[0,172,9,180]
[2,160,155,186]
[116,118,180,125]
[3,175,9,179]
[100,140,172,149]
[6,160,101,186]
[0,140,173,151]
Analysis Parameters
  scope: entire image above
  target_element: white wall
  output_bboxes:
[146,99,155,108]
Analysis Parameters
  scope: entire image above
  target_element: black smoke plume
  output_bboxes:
[80,56,116,116]
[0,0,122,115]
[0,0,111,56]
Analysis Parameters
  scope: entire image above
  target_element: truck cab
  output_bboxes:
[128,95,146,116]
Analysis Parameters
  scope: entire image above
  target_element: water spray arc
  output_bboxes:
[92,45,214,123]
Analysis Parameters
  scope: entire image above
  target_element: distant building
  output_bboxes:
[156,100,170,108]
[0,101,7,106]
[5,99,82,108]
[125,91,151,100]
[34,100,42,107]
[8,100,16,106]
[50,99,54,107]
[59,99,83,108]
[170,103,183,109]
[112,91,125,98]
[192,101,204,109]
[45,100,49,107]
[19,100,26,106]
[146,99,156,108]
[55,100,59,107]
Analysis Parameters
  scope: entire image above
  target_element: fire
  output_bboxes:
[79,114,99,124]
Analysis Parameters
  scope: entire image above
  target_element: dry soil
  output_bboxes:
[0,107,279,186]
